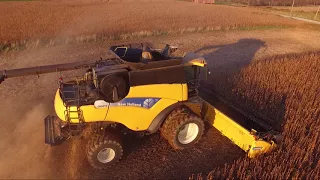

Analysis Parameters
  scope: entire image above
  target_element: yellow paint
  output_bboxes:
[186,58,207,67]
[105,98,178,131]
[142,52,153,60]
[54,84,188,131]
[248,140,277,158]
[54,90,108,123]
[189,61,206,67]
[206,102,256,151]
[186,100,276,158]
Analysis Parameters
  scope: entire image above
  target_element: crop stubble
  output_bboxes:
[0,0,303,43]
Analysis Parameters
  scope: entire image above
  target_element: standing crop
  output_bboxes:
[195,51,320,179]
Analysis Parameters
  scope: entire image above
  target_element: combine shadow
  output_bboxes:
[196,38,267,80]
[197,38,287,135]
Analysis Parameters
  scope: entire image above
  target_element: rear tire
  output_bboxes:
[86,132,123,169]
[160,107,204,150]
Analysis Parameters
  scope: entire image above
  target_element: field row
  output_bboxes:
[0,0,304,43]
[195,51,320,179]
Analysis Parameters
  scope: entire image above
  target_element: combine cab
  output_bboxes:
[109,42,185,63]
[0,42,281,169]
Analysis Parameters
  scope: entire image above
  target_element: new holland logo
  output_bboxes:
[109,98,160,109]
[143,98,158,108]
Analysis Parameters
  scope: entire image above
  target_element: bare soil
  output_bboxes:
[0,28,320,179]
[0,0,305,42]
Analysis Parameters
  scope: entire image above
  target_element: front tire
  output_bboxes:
[160,107,204,150]
[86,132,123,169]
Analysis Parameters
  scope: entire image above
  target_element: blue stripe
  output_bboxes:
[109,98,160,109]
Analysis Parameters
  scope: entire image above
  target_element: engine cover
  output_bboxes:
[100,74,129,102]
[93,67,130,103]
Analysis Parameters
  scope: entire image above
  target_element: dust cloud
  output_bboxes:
[0,103,52,179]
[0,2,119,178]
[0,33,104,179]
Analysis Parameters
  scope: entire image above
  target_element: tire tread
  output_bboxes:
[160,106,204,150]
[86,132,123,170]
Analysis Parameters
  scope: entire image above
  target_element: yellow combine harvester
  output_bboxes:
[0,42,281,169]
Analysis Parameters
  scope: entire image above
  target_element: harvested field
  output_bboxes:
[263,6,320,22]
[195,51,320,179]
[0,0,305,44]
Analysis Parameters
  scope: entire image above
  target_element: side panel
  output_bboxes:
[186,101,256,152]
[106,98,178,131]
[55,83,188,130]
[106,84,188,131]
[187,100,276,157]
[212,107,256,152]
[54,90,108,122]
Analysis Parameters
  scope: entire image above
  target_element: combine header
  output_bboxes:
[0,42,281,169]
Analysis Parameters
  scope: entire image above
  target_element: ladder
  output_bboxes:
[62,81,86,135]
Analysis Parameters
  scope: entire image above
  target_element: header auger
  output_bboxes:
[0,42,281,169]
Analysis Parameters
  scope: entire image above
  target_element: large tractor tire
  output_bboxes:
[86,132,123,170]
[160,107,205,150]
